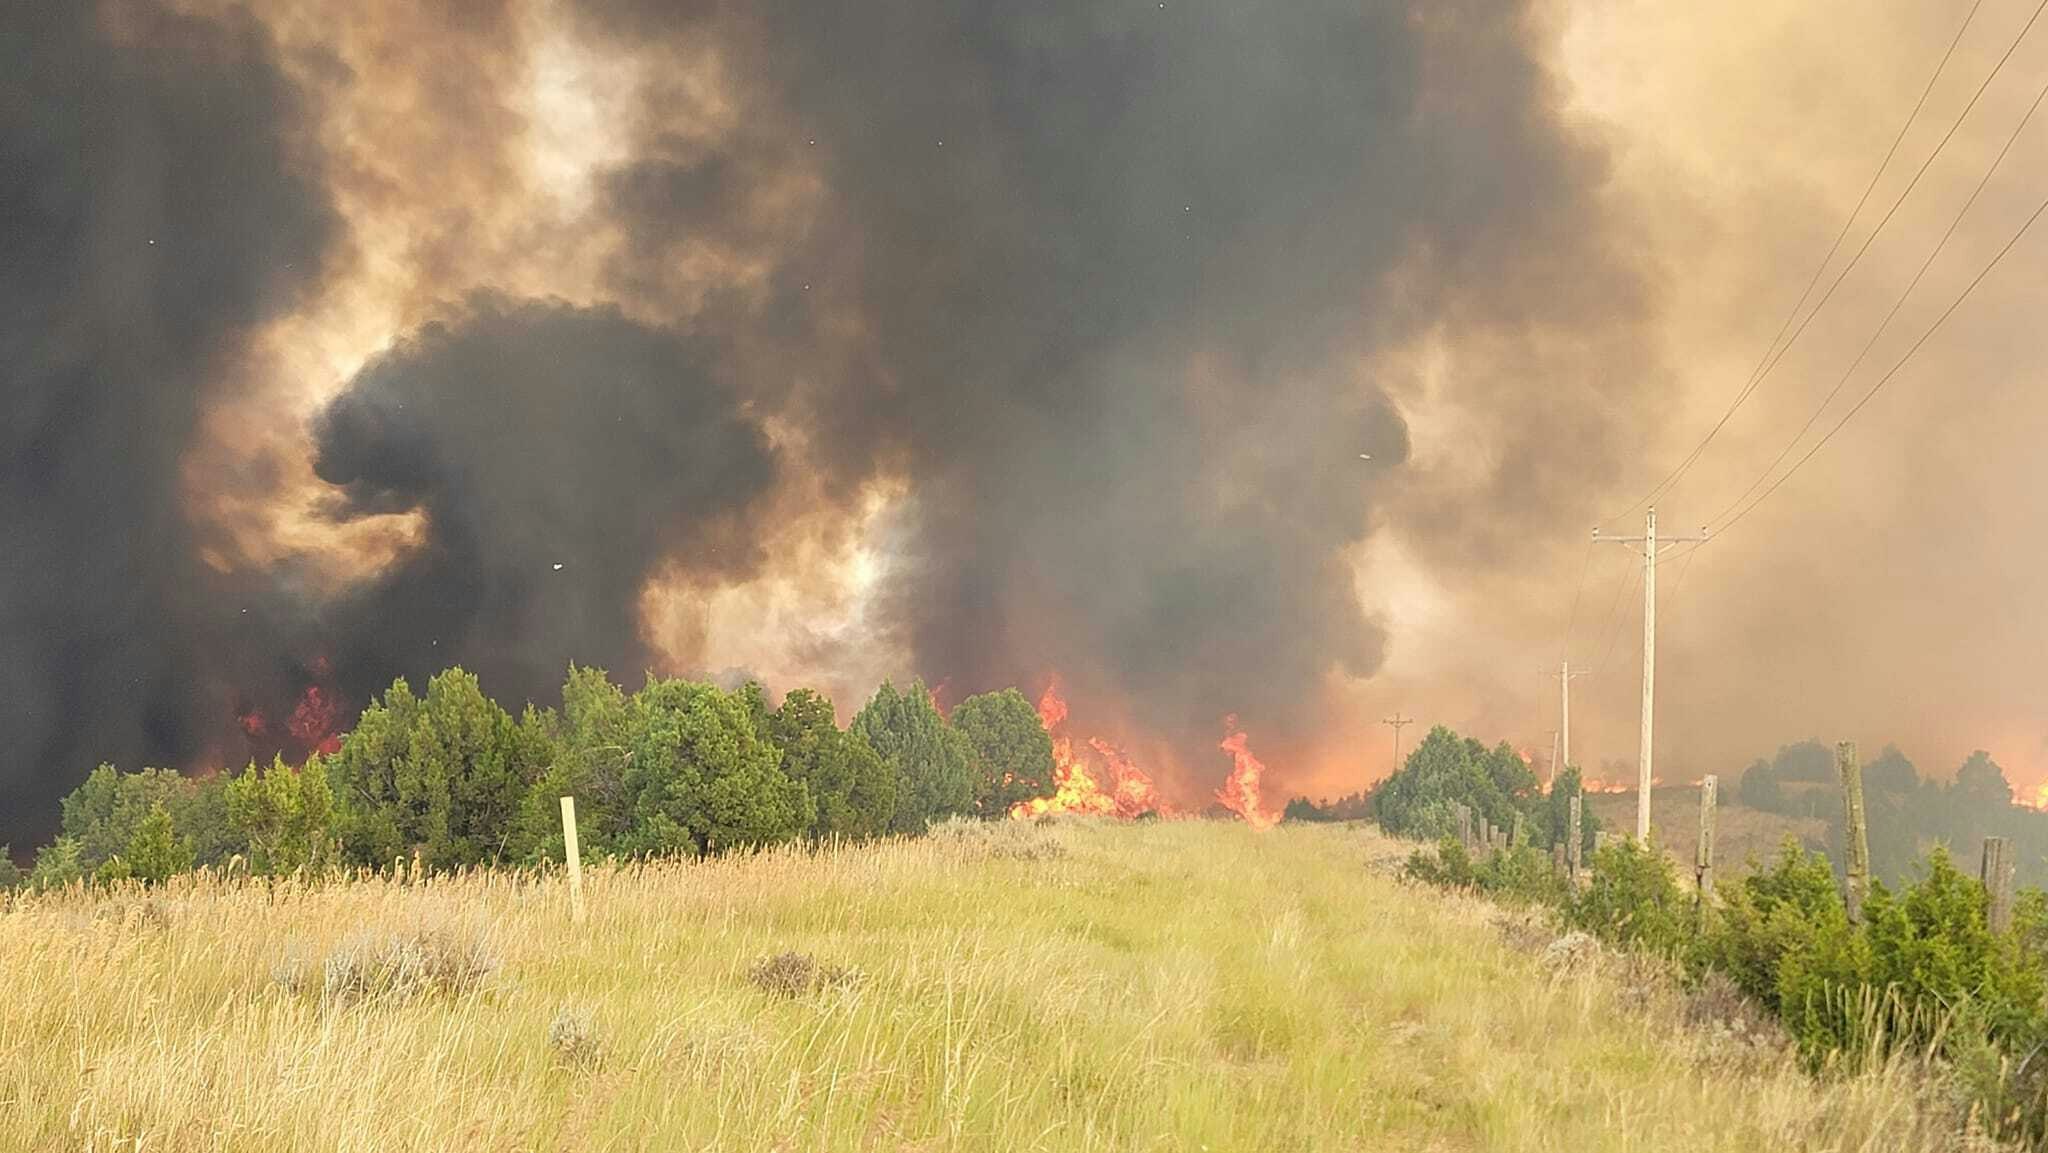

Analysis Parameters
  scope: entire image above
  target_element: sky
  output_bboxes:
[5,0,2047,847]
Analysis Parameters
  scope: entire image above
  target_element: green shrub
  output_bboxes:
[1569,837,1691,956]
[1477,845,1569,906]
[1702,839,1849,1014]
[1404,837,1474,888]
[1863,848,2045,1058]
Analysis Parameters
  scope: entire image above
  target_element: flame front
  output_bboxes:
[1216,716,1278,831]
[288,685,343,756]
[1010,683,1167,821]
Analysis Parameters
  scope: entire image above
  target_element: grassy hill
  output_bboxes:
[1587,786,1829,877]
[0,820,1970,1151]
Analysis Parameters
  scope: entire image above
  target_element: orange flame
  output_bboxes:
[288,684,343,756]
[1010,683,1166,820]
[1216,717,1279,831]
[1580,777,1664,795]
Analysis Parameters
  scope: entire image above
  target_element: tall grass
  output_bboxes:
[0,820,1996,1150]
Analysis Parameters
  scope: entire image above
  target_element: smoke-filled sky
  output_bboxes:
[5,0,2047,848]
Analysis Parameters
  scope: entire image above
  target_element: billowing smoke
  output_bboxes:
[1,0,1659,844]
[310,296,778,709]
[0,2,334,849]
[566,0,1645,763]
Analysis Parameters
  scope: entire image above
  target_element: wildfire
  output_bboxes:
[1580,776,1666,795]
[288,684,344,756]
[1216,716,1279,831]
[1009,683,1167,821]
[232,671,347,760]
[2024,782,2048,812]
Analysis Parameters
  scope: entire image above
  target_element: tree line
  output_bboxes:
[1738,739,2048,888]
[1351,724,1605,853]
[0,667,1058,889]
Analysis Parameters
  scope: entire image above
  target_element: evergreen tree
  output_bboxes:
[225,754,336,873]
[951,688,1055,817]
[763,687,897,839]
[613,677,810,857]
[325,668,548,869]
[852,679,974,834]
[27,837,84,890]
[124,801,192,884]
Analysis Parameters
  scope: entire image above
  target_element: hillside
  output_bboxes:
[1587,786,1829,876]
[0,820,1967,1151]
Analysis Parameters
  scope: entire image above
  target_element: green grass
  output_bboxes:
[0,819,1980,1150]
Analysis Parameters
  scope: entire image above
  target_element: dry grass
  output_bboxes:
[0,820,1997,1151]
[1587,787,1830,875]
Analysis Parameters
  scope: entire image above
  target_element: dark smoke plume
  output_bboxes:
[310,296,779,712]
[1,0,1655,842]
[0,2,334,850]
[573,0,1645,763]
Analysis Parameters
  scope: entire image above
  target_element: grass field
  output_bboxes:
[1586,787,1830,877]
[0,819,1982,1151]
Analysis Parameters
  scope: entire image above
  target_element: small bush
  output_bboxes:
[294,928,501,1007]
[1539,931,1600,978]
[1403,837,1473,888]
[547,1008,604,1070]
[747,951,862,998]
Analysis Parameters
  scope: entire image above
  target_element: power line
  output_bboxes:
[1710,182,2048,540]
[1598,0,1990,528]
[1710,63,2048,530]
[1555,539,1594,666]
[1592,552,1640,679]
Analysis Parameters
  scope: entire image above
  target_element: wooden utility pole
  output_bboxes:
[1982,837,2016,934]
[1595,508,1708,843]
[1567,792,1584,883]
[1696,774,1718,902]
[560,795,587,924]
[1383,714,1414,769]
[1547,660,1589,789]
[1837,742,1869,924]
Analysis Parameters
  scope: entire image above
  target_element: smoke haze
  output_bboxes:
[5,0,2046,847]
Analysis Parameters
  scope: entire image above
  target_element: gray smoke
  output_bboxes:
[0,1,335,850]
[1,0,1656,845]
[572,0,1646,762]
[311,296,779,709]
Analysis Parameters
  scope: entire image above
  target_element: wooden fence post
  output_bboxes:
[1456,803,1472,851]
[1511,812,1525,850]
[1552,843,1566,876]
[1594,830,1612,855]
[1982,836,2015,935]
[1696,775,1718,902]
[1567,793,1583,883]
[560,795,586,925]
[1837,741,1869,924]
